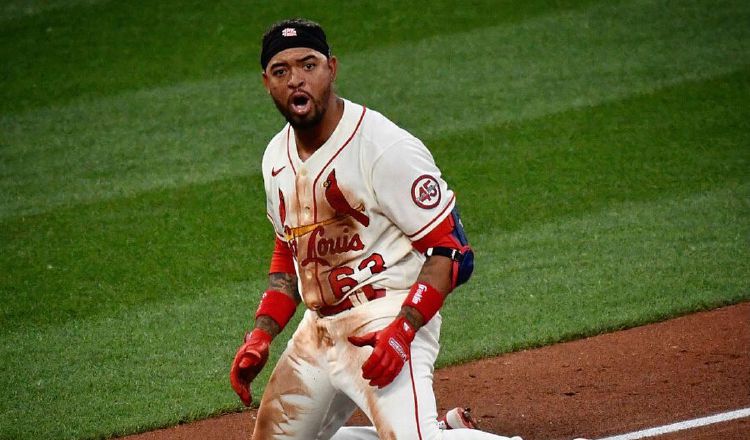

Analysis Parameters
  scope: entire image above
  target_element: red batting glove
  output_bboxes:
[229,328,272,406]
[348,317,416,388]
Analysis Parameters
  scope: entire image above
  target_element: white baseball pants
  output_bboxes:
[251,294,521,440]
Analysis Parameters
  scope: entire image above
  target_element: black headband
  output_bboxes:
[260,25,330,70]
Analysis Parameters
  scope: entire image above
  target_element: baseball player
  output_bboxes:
[229,18,530,440]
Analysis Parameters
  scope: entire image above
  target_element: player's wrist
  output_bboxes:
[398,305,426,330]
[255,289,297,331]
[245,327,273,345]
[392,316,417,342]
[403,282,445,325]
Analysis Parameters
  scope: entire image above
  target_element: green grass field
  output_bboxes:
[1,0,748,438]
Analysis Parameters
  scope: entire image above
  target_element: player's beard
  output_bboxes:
[273,82,332,131]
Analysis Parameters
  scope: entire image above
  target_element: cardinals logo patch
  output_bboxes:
[411,175,441,209]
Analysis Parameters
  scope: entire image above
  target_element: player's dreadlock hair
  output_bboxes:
[260,18,331,70]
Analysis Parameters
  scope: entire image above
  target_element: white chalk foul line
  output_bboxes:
[595,407,750,440]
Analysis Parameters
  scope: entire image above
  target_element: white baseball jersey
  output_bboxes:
[262,99,456,311]
[254,99,521,440]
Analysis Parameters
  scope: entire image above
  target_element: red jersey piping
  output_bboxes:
[312,105,367,222]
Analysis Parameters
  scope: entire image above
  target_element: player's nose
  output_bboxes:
[287,67,304,88]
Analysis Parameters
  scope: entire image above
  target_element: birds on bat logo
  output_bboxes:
[279,168,371,268]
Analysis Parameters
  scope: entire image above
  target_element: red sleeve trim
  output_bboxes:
[411,213,461,253]
[269,237,296,274]
[406,194,456,239]
[285,125,297,175]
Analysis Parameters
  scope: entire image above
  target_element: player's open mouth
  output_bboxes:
[290,92,312,116]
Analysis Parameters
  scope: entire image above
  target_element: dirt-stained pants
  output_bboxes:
[251,294,521,440]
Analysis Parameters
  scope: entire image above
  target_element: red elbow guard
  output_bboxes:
[403,282,445,324]
[255,290,297,330]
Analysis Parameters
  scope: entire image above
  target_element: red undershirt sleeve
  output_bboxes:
[268,237,296,274]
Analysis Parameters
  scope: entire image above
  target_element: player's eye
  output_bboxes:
[272,68,287,77]
[304,62,315,71]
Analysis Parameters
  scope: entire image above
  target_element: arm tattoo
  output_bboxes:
[253,273,300,338]
[416,255,452,295]
[255,315,282,338]
[268,272,301,302]
[399,306,426,330]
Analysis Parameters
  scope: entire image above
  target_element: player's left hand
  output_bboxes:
[348,317,416,388]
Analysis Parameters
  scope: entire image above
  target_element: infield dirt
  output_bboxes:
[120,302,749,440]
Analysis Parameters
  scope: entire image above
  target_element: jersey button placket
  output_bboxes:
[296,166,310,223]
[295,164,321,308]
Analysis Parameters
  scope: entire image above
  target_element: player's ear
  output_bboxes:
[328,56,338,82]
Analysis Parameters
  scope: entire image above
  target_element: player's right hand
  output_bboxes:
[348,316,416,388]
[229,328,272,406]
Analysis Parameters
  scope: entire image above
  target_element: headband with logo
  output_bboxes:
[261,26,330,70]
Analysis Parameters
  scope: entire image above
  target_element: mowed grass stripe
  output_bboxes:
[1,174,269,328]
[341,0,750,136]
[0,281,268,440]
[2,0,748,219]
[0,0,600,111]
[1,184,746,440]
[434,66,749,233]
[442,185,750,363]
